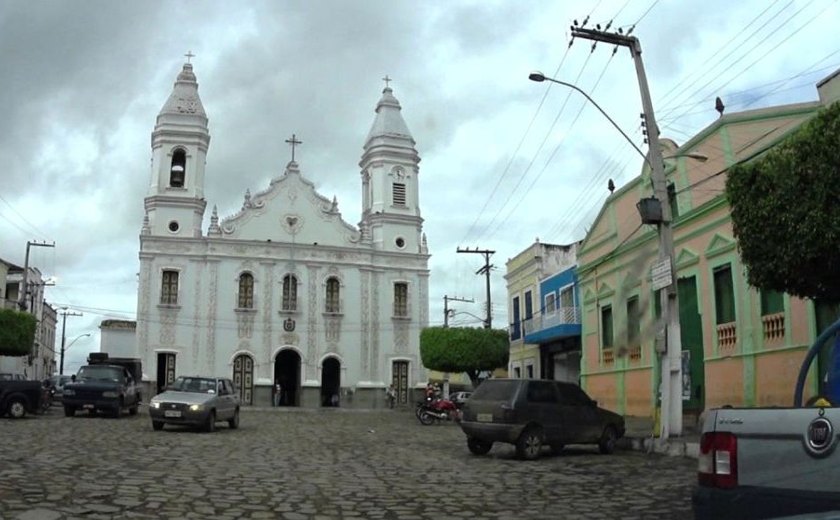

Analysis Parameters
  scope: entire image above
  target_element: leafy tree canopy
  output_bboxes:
[0,308,37,357]
[420,326,509,387]
[726,101,840,302]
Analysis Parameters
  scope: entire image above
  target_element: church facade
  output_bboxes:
[134,62,430,408]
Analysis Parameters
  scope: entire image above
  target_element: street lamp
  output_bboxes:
[60,333,91,375]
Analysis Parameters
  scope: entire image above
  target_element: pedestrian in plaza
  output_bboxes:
[385,384,396,408]
[274,380,282,407]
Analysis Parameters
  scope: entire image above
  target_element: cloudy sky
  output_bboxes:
[1,0,837,373]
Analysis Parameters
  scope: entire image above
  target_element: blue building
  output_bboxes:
[522,265,582,383]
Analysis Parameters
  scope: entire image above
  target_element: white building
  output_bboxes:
[133,61,430,407]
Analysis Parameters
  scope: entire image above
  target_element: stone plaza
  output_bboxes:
[0,408,696,519]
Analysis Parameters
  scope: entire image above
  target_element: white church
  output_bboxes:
[127,60,430,408]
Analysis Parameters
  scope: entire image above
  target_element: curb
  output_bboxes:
[618,436,700,459]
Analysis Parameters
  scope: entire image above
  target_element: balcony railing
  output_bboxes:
[511,307,581,342]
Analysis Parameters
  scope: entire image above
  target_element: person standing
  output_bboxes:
[273,380,282,407]
[386,384,396,409]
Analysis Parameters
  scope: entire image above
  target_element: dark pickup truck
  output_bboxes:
[63,354,142,418]
[0,374,44,419]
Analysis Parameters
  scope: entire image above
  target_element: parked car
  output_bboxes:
[0,377,44,418]
[0,373,26,381]
[459,378,625,460]
[48,375,73,403]
[63,357,142,418]
[149,376,240,432]
[449,391,472,407]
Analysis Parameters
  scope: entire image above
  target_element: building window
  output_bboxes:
[238,273,254,309]
[560,286,574,309]
[325,277,340,313]
[545,293,556,314]
[511,296,521,340]
[514,366,521,378]
[713,264,736,324]
[394,282,408,317]
[526,364,534,379]
[668,183,678,219]
[601,305,613,349]
[392,183,406,206]
[524,290,533,319]
[760,290,784,316]
[282,274,298,311]
[627,296,640,347]
[161,270,179,305]
[170,149,186,188]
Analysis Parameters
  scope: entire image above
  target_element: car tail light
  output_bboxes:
[698,432,738,489]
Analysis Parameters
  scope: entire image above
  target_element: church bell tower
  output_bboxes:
[359,79,423,252]
[143,59,210,238]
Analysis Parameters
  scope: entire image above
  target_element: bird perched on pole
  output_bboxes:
[715,96,725,117]
[608,178,615,194]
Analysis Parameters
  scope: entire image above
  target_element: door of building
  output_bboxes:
[156,353,176,395]
[232,354,254,405]
[392,361,409,406]
[678,276,705,411]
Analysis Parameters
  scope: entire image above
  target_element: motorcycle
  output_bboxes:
[417,397,461,425]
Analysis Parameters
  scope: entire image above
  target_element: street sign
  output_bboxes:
[651,259,673,291]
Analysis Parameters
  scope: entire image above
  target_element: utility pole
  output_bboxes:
[571,26,683,438]
[456,247,495,329]
[18,240,55,311]
[59,309,83,375]
[443,295,474,327]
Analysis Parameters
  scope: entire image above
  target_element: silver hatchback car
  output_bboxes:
[149,376,240,432]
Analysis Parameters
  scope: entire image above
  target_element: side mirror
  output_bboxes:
[71,375,77,382]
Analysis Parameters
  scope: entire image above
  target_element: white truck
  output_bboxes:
[693,324,840,519]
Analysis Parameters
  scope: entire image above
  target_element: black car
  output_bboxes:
[459,378,625,460]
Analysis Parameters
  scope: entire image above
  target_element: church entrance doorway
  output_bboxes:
[156,353,176,395]
[392,360,409,406]
[232,354,254,405]
[274,349,301,406]
[320,357,341,407]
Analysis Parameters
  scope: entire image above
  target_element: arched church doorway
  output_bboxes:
[274,349,301,407]
[156,353,176,395]
[232,354,254,405]
[321,357,341,407]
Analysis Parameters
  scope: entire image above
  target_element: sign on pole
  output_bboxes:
[651,258,673,291]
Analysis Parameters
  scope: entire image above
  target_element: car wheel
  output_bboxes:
[599,425,618,455]
[516,426,543,460]
[204,410,216,433]
[152,421,164,431]
[228,408,240,429]
[63,405,76,417]
[418,411,435,426]
[467,437,493,455]
[7,398,27,419]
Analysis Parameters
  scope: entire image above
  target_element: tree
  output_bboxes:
[0,308,37,357]
[420,326,509,388]
[726,101,840,302]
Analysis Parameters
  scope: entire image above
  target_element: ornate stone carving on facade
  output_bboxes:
[419,273,429,327]
[208,205,221,236]
[207,261,219,372]
[236,311,254,339]
[395,320,409,353]
[283,214,303,235]
[192,263,203,368]
[307,265,319,364]
[325,315,341,344]
[137,259,152,358]
[243,189,253,209]
[360,270,370,378]
[141,213,151,235]
[262,262,274,371]
[371,271,380,379]
[159,308,178,346]
[281,331,299,346]
[420,233,428,254]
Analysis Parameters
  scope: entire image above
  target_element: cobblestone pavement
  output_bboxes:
[0,407,696,519]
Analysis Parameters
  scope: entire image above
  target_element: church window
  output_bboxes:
[161,270,179,305]
[282,274,298,311]
[238,273,254,309]
[394,282,408,317]
[395,237,405,249]
[325,277,340,313]
[392,183,406,206]
[170,149,186,188]
[168,221,179,233]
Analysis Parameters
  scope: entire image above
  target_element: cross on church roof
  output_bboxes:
[285,134,302,162]
[184,51,195,63]
[382,75,392,89]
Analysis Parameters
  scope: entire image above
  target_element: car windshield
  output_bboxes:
[169,377,217,394]
[77,366,123,382]
[471,380,519,401]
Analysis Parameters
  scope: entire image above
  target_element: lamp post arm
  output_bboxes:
[540,76,649,165]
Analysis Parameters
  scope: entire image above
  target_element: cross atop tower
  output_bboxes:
[285,134,302,162]
[382,75,392,89]
[184,50,195,63]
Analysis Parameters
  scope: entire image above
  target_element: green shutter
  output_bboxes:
[713,264,736,324]
[627,297,640,345]
[601,305,613,349]
[760,290,784,316]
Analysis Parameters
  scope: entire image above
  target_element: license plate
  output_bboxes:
[477,413,493,422]
[164,410,181,418]
[83,404,95,409]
